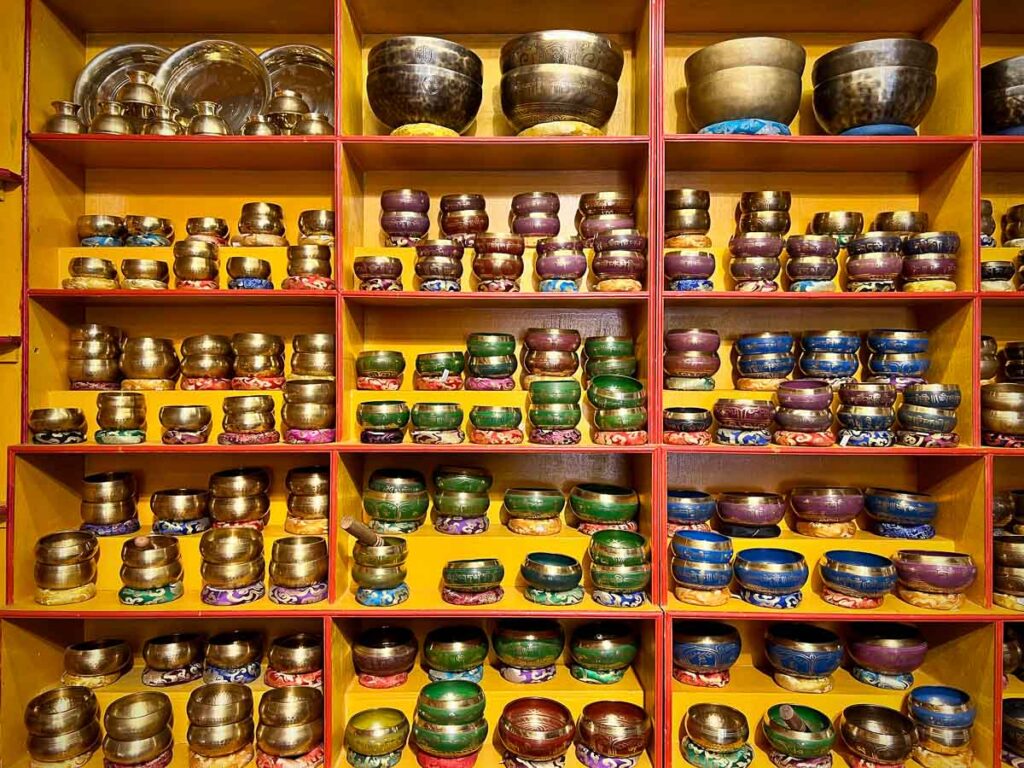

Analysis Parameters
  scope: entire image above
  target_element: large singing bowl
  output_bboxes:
[983,84,1024,134]
[685,37,806,84]
[500,30,624,79]
[501,64,618,132]
[813,65,936,134]
[686,66,802,130]
[812,38,937,83]
[368,36,483,84]
[367,64,482,133]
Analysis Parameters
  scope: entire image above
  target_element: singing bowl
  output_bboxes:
[442,558,504,591]
[232,354,284,379]
[814,38,937,82]
[864,488,937,526]
[159,405,212,431]
[201,558,265,589]
[903,383,962,410]
[187,682,253,727]
[996,536,1024,568]
[717,492,786,526]
[1006,699,1024,756]
[664,249,715,279]
[840,705,916,764]
[205,631,264,669]
[143,633,204,671]
[762,705,835,759]
[29,407,87,433]
[24,686,98,736]
[983,83,1024,134]
[103,692,172,741]
[664,408,714,434]
[908,686,975,729]
[736,332,793,356]
[813,65,936,134]
[258,686,324,728]
[686,36,805,85]
[846,623,927,675]
[369,36,482,83]
[81,471,136,503]
[982,383,1024,411]
[344,708,410,756]
[667,490,717,524]
[811,211,865,236]
[665,328,720,354]
[120,534,179,568]
[839,382,898,408]
[590,561,651,593]
[412,715,488,758]
[352,536,408,567]
[209,494,270,523]
[837,405,895,431]
[64,638,131,677]
[95,406,146,431]
[77,214,124,240]
[787,234,840,258]
[501,64,618,132]
[173,255,218,281]
[269,557,328,588]
[520,552,583,592]
[283,379,335,405]
[102,729,173,764]
[570,622,637,671]
[187,720,255,757]
[34,530,98,565]
[672,621,741,673]
[271,536,328,564]
[282,402,335,430]
[590,530,649,567]
[79,499,135,526]
[492,619,564,670]
[351,563,407,590]
[498,697,575,761]
[790,487,863,523]
[738,210,791,235]
[287,466,330,496]
[848,231,905,256]
[268,633,323,675]
[819,550,897,599]
[256,721,324,757]
[209,467,270,496]
[28,721,101,762]
[367,64,481,133]
[664,350,720,378]
[501,30,623,79]
[687,65,802,130]
[569,483,639,524]
[297,209,334,236]
[199,527,263,564]
[916,723,971,755]
[502,488,565,520]
[180,354,232,379]
[671,558,733,591]
[684,703,749,753]
[984,408,1024,436]
[423,626,489,673]
[68,256,116,279]
[733,549,808,595]
[291,351,334,376]
[353,626,418,677]
[665,208,712,235]
[892,550,977,594]
[577,701,650,758]
[416,680,487,725]
[765,623,843,678]
[120,351,180,380]
[67,339,118,360]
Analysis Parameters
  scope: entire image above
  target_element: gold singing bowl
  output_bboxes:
[201,558,266,589]
[80,499,136,525]
[102,729,173,764]
[221,395,276,415]
[28,720,101,762]
[68,256,117,279]
[353,536,408,567]
[293,334,335,354]
[81,471,136,502]
[143,633,205,671]
[121,259,169,282]
[174,238,219,260]
[241,201,284,219]
[233,354,284,377]
[258,686,324,727]
[239,213,286,236]
[67,339,120,360]
[187,720,256,758]
[282,403,335,430]
[209,467,270,496]
[286,466,330,495]
[120,348,180,380]
[287,258,332,277]
[686,64,803,129]
[232,333,285,356]
[257,721,324,757]
[187,682,254,727]
[182,334,232,356]
[35,530,99,565]
[206,631,264,670]
[283,379,336,404]
[200,527,264,563]
[159,405,212,431]
[174,255,219,281]
[121,535,179,567]
[24,686,98,736]
[223,411,277,434]
[96,406,147,431]
[120,561,183,590]
[68,358,121,383]
[103,692,173,741]
[97,390,145,409]
[272,536,329,563]
[982,383,1024,411]
[290,351,335,377]
[983,408,1024,436]
[269,557,328,587]
[71,323,121,343]
[64,638,131,677]
[268,634,323,675]
[181,354,232,379]
[151,488,209,521]
[344,708,410,756]
[29,408,87,433]
[287,493,329,519]
[351,563,408,590]
[209,493,270,523]
[227,257,272,280]
[684,703,749,752]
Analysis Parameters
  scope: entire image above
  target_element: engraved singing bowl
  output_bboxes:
[687,65,802,129]
[143,633,204,671]
[200,527,264,563]
[367,63,482,134]
[102,730,173,765]
[24,686,98,736]
[368,36,483,83]
[102,692,172,741]
[501,64,618,132]
[67,357,121,382]
[840,704,917,764]
[64,638,131,677]
[258,686,324,727]
[68,339,118,360]
[187,682,254,728]
[813,65,936,135]
[209,467,270,496]
[187,720,255,758]
[268,633,323,675]
[150,488,209,521]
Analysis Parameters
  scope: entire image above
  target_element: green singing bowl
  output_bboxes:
[585,335,634,358]
[357,401,410,430]
[589,530,650,566]
[344,708,410,757]
[493,618,565,669]
[433,466,493,493]
[587,375,646,409]
[423,626,489,673]
[570,622,639,671]
[520,552,583,592]
[528,378,582,405]
[590,561,652,593]
[442,558,505,592]
[503,488,566,519]
[433,490,491,518]
[466,333,516,357]
[528,402,582,429]
[569,483,640,524]
[411,712,489,758]
[763,704,835,759]
[415,680,486,725]
[469,405,522,430]
[363,489,430,522]
[411,403,464,431]
[593,406,647,431]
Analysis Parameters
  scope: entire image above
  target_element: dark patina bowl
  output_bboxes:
[811,211,864,236]
[497,697,575,761]
[777,380,833,410]
[713,398,775,430]
[352,626,418,678]
[664,250,715,280]
[790,487,863,523]
[415,255,463,281]
[903,253,957,280]
[354,256,403,281]
[665,350,721,378]
[734,548,808,595]
[897,403,957,433]
[892,550,976,594]
[368,63,482,133]
[837,405,896,431]
[369,37,483,82]
[475,232,526,257]
[847,623,927,674]
[765,623,843,678]
[500,64,619,133]
[873,210,929,233]
[592,250,646,281]
[664,407,714,433]
[717,492,785,526]
[846,252,903,280]
[570,622,638,671]
[577,701,650,759]
[440,193,486,213]
[673,621,740,674]
[982,260,1016,281]
[595,229,647,254]
[729,255,781,281]
[536,249,587,280]
[904,231,960,255]
[493,619,565,669]
[665,328,720,353]
[819,550,897,598]
[813,62,936,135]
[786,256,838,281]
[524,327,581,352]
[840,705,917,764]
[775,407,833,431]
[380,188,430,213]
[667,188,711,210]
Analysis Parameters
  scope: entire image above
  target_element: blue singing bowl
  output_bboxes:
[673,621,741,673]
[671,558,734,591]
[868,354,930,377]
[736,353,795,378]
[667,490,717,524]
[819,550,897,599]
[867,330,929,354]
[799,353,859,378]
[801,331,861,355]
[735,333,794,356]
[671,530,733,564]
[908,686,975,728]
[765,623,843,678]
[733,548,808,595]
[836,407,895,431]
[864,488,938,525]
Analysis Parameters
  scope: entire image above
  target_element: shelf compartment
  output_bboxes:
[662,143,976,293]
[5,449,333,612]
[981,168,1024,250]
[664,0,974,137]
[335,450,658,612]
[664,451,988,613]
[339,0,651,137]
[665,618,995,768]
[331,614,662,768]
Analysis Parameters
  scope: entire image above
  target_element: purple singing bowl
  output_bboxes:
[665,250,715,280]
[592,251,646,280]
[717,492,786,526]
[513,214,560,239]
[536,250,588,280]
[902,254,957,280]
[846,252,902,280]
[789,487,864,523]
[729,233,785,258]
[665,350,721,378]
[380,188,429,213]
[892,550,977,593]
[713,399,776,430]
[665,328,721,354]
[847,623,928,675]
[776,380,833,410]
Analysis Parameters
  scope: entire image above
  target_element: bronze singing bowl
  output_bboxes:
[173,255,219,281]
[232,333,285,356]
[144,633,205,671]
[287,492,329,519]
[103,691,173,741]
[298,210,334,236]
[368,36,483,84]
[283,379,335,404]
[500,30,625,79]
[81,471,136,502]
[286,466,330,495]
[272,535,328,563]
[186,217,229,238]
[227,257,272,280]
[501,64,618,131]
[293,333,335,354]
[24,686,98,736]
[29,408,87,433]
[367,64,482,133]
[200,527,264,563]
[221,396,275,415]
[77,214,124,240]
[201,558,265,589]
[288,258,332,277]
[121,534,179,567]
[28,721,101,762]
[120,350,180,380]
[258,686,324,727]
[209,493,270,523]
[209,467,270,496]
[187,682,254,728]
[68,256,117,279]
[187,720,255,758]
[159,405,212,431]
[35,559,97,590]
[96,405,147,431]
[35,530,98,565]
[121,259,169,282]
[80,499,135,526]
[983,408,1024,436]
[813,66,936,135]
[125,215,172,237]
[270,557,328,588]
[238,213,285,237]
[813,38,937,83]
[68,339,119,360]
[232,354,283,376]
[102,729,173,765]
[67,357,121,382]
[840,704,917,764]
[685,36,806,84]
[268,633,323,674]
[64,638,131,677]
[498,697,575,761]
[121,561,183,590]
[150,488,210,521]
[291,351,335,376]
[206,631,264,669]
[174,239,219,260]
[257,721,324,757]
[984,84,1024,134]
[687,65,802,129]
[181,353,232,379]
[223,411,276,434]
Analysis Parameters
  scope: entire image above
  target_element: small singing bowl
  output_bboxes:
[270,557,328,588]
[673,621,740,674]
[415,254,463,281]
[68,357,121,383]
[352,563,407,590]
[352,536,408,567]
[269,633,323,675]
[221,396,276,417]
[740,190,791,213]
[766,623,843,679]
[121,535,179,568]
[873,210,929,234]
[231,333,284,357]
[665,249,715,280]
[77,214,124,240]
[472,252,524,280]
[521,552,583,592]
[206,631,263,669]
[498,697,575,762]
[181,334,232,357]
[787,234,840,258]
[287,257,332,277]
[892,550,977,594]
[729,255,781,281]
[664,350,720,378]
[776,381,833,411]
[355,255,404,281]
[29,408,87,433]
[356,400,410,430]
[738,210,791,235]
[187,720,256,758]
[579,191,633,217]
[199,527,263,563]
[1007,700,1024,756]
[839,382,898,408]
[35,530,98,565]
[503,488,565,520]
[287,466,329,496]
[64,638,131,677]
[416,680,487,726]
[808,211,864,236]
[257,721,325,758]
[493,619,564,671]
[569,483,639,525]
[469,405,522,430]
[121,258,169,282]
[344,708,410,757]
[81,471,136,503]
[847,231,904,256]
[667,490,717,525]
[664,407,714,433]
[908,686,975,729]
[181,354,232,379]
[819,550,897,599]
[586,356,637,378]
[590,530,650,567]
[735,332,794,356]
[24,686,98,736]
[982,382,1024,411]
[665,208,712,235]
[158,405,212,431]
[202,559,264,589]
[763,705,835,759]
[671,558,733,591]
[570,622,637,671]
[983,407,1024,436]
[28,721,101,762]
[916,723,971,755]
[593,406,647,432]
[232,354,284,378]
[291,351,334,377]
[590,561,652,593]
[528,402,582,429]
[124,214,172,237]
[786,255,838,281]
[996,536,1024,568]
[71,324,121,346]
[209,494,270,523]
[272,536,328,564]
[718,492,786,527]
[258,685,324,728]
[68,256,117,280]
[733,548,808,595]
[737,352,795,378]
[667,188,710,210]
[282,402,335,430]
[728,232,785,260]
[837,405,895,431]
[80,499,135,526]
[143,632,205,671]
[186,682,253,728]
[361,489,428,523]
[222,411,276,435]
[423,625,488,674]
[904,231,960,255]
[173,256,219,282]
[897,403,957,433]
[120,351,180,380]
[799,351,858,379]
[790,487,863,523]
[665,328,720,354]
[998,565,1024,597]
[291,333,334,355]
[840,705,916,764]
[577,701,650,759]
[466,332,516,357]
[434,489,489,518]
[847,623,927,675]
[298,209,334,236]
[186,216,229,238]
[94,407,142,430]
[240,201,284,220]
[467,354,517,378]
[685,703,749,753]
[800,330,861,356]
[103,692,172,741]
[209,467,270,497]
[864,488,937,526]
[103,730,173,765]
[713,398,776,430]
[524,350,578,377]
[443,558,505,592]
[848,253,903,280]
[226,256,272,280]
[587,375,646,410]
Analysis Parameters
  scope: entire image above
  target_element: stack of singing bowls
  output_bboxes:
[592,228,647,290]
[119,535,183,605]
[268,535,329,604]
[237,202,286,247]
[187,683,254,762]
[352,535,409,604]
[472,232,526,292]
[737,191,791,236]
[362,469,429,533]
[577,191,634,246]
[297,209,334,247]
[982,335,999,381]
[209,467,271,529]
[585,335,636,381]
[285,244,333,288]
[281,379,336,443]
[119,336,180,388]
[68,324,121,389]
[432,465,492,534]
[291,333,335,380]
[25,687,101,764]
[411,681,489,761]
[684,37,805,134]
[523,328,581,382]
[286,466,329,535]
[102,692,174,766]
[812,39,938,136]
[905,686,976,762]
[511,192,560,246]
[500,31,623,136]
[416,240,466,292]
[367,37,482,136]
[199,528,265,606]
[982,55,1024,135]
[1006,341,1024,382]
[34,530,100,605]
[465,332,517,390]
[664,328,720,391]
[996,535,1024,608]
[440,194,488,248]
[180,334,233,389]
[983,383,1024,447]
[95,391,147,443]
[81,471,138,536]
[232,333,284,389]
[221,394,278,444]
[665,189,711,248]
[256,687,324,760]
[173,239,220,286]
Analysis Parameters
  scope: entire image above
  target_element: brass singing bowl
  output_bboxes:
[71,324,122,345]
[24,686,98,736]
[270,557,328,588]
[238,213,286,237]
[64,638,131,677]
[34,559,97,590]
[125,215,172,237]
[173,239,219,260]
[150,488,209,521]
[221,396,276,416]
[121,534,179,567]
[68,339,120,360]
[258,686,324,727]
[209,494,270,523]
[103,692,173,741]
[181,334,232,356]
[200,527,264,563]
[28,720,101,761]
[268,633,323,675]
[982,383,1024,411]
[206,631,264,669]
[227,257,272,280]
[687,65,802,129]
[288,258,332,277]
[159,405,212,431]
[501,29,623,78]
[298,210,334,236]
[501,63,618,132]
[812,211,865,235]
[272,535,328,563]
[685,36,805,84]
[29,408,87,433]
[684,703,749,752]
[210,467,271,496]
[121,259,169,282]
[344,708,410,756]
[102,729,173,764]
[96,406,147,431]
[369,36,482,82]
[353,536,408,567]
[187,682,254,727]
[122,336,175,355]
[180,352,232,379]
[81,471,136,503]
[120,561,183,590]
[67,358,121,383]
[77,214,124,240]
[287,493,329,519]
[232,353,284,377]
[120,350,180,380]
[80,499,136,525]
[293,333,335,354]
[223,411,277,434]
[983,407,1024,436]
[187,720,256,758]
[813,66,937,135]
[283,379,335,404]
[257,720,324,757]
[68,256,117,280]
[291,351,335,377]
[287,465,330,495]
[665,208,712,235]
[35,530,99,565]
[232,333,285,356]
[282,403,335,430]
[201,558,265,589]
[240,201,284,219]
[352,563,408,590]
[367,63,482,134]
[174,255,219,281]
[143,633,204,671]
[186,216,229,238]
[840,705,917,764]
